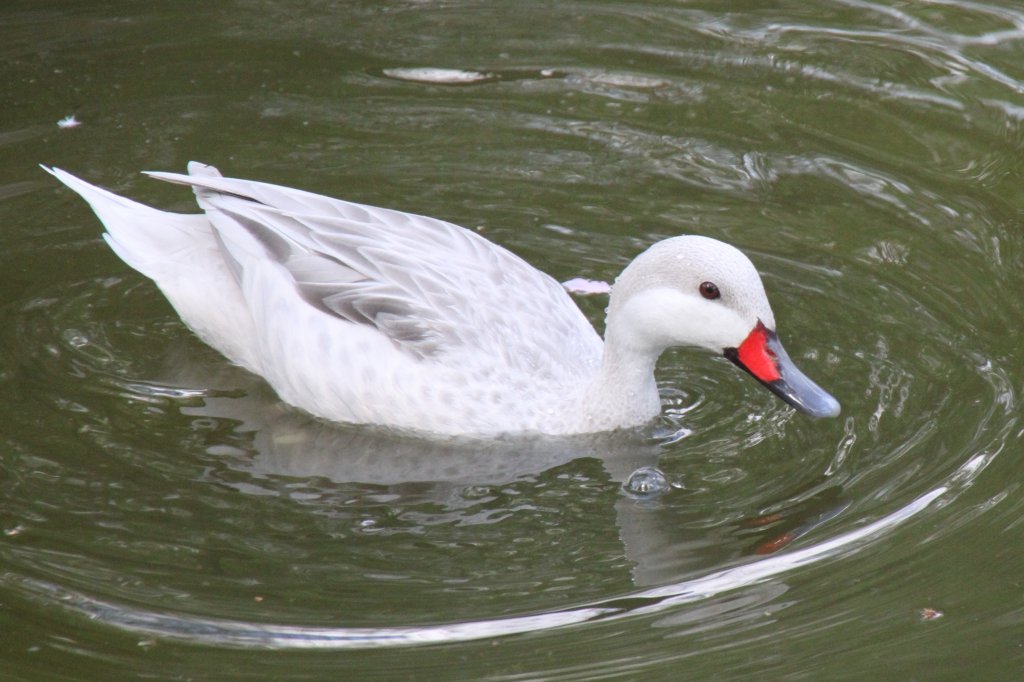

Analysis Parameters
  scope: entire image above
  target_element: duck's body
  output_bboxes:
[45,163,839,436]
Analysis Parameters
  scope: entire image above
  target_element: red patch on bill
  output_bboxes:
[737,323,781,382]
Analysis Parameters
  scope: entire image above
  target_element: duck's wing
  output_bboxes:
[147,163,602,378]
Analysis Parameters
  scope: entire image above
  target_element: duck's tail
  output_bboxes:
[43,164,263,373]
[41,165,212,281]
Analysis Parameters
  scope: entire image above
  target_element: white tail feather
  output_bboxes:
[42,165,211,280]
[43,165,261,373]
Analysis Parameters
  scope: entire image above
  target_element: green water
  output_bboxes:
[3,1,1024,679]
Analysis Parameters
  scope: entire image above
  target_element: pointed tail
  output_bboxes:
[42,165,211,280]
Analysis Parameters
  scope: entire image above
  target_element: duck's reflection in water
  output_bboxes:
[176,367,844,587]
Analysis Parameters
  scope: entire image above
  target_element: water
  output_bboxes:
[3,0,1024,678]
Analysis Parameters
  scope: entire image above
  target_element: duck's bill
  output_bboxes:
[724,322,841,419]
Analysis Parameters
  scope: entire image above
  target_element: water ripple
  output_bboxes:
[5,486,946,650]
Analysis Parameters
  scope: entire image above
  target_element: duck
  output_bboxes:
[43,162,839,436]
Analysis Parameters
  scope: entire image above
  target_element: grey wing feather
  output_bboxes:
[147,167,599,371]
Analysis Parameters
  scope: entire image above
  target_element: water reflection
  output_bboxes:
[184,386,662,488]
[159,347,864,565]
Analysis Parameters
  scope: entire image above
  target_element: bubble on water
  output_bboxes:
[623,466,673,499]
[63,329,89,348]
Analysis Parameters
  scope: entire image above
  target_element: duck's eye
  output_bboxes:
[699,281,720,300]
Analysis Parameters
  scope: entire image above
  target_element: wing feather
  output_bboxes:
[146,165,602,377]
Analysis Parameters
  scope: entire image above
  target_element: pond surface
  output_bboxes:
[3,1,1024,679]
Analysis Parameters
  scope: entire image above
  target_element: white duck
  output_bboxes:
[44,162,839,436]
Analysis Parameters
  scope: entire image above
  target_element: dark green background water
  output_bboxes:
[3,1,1024,679]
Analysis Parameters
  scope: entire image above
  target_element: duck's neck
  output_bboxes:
[579,329,664,433]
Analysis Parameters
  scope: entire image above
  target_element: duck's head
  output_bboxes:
[607,235,840,418]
